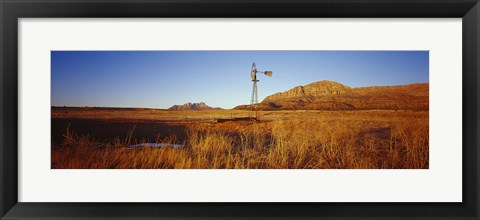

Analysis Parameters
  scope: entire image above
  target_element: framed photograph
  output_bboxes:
[1,0,479,219]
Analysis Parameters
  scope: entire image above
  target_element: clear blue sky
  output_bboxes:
[51,51,429,109]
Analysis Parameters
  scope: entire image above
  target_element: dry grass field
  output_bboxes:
[51,108,428,169]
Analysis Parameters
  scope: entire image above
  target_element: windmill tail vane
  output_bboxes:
[262,71,273,77]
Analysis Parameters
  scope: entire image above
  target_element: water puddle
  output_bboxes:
[127,143,184,148]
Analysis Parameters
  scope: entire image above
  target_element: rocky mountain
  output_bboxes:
[169,102,221,110]
[235,80,428,111]
[263,80,353,102]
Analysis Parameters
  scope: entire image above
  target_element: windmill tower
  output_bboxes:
[250,62,272,120]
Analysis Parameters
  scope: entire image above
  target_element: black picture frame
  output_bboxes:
[1,0,479,219]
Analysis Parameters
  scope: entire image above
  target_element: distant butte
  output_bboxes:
[169,102,222,110]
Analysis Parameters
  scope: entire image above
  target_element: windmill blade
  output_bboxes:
[250,62,257,81]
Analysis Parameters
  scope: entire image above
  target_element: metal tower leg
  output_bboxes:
[251,80,259,120]
[251,81,257,106]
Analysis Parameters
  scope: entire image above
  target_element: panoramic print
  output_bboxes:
[51,51,429,169]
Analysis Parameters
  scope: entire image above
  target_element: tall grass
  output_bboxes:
[51,112,428,169]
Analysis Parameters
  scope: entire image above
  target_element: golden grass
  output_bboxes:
[51,110,428,169]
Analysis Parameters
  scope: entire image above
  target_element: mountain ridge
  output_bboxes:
[235,80,428,111]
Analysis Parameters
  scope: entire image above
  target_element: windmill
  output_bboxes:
[250,62,272,120]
